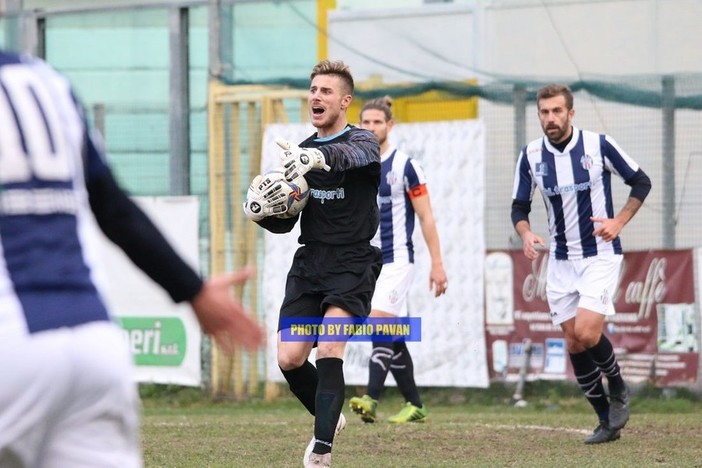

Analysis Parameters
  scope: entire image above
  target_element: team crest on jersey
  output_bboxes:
[535,162,548,177]
[389,289,399,304]
[386,171,397,186]
[581,154,594,170]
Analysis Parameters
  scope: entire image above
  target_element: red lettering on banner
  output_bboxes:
[619,257,667,320]
[522,255,548,302]
[486,249,697,387]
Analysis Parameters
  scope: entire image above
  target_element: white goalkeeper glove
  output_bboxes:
[276,137,331,181]
[242,174,288,222]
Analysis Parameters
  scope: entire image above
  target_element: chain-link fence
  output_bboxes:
[4,0,701,394]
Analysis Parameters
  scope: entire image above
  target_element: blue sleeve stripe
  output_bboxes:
[514,147,533,201]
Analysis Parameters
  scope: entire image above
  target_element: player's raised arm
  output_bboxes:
[317,128,380,170]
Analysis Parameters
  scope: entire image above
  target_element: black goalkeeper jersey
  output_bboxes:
[258,125,380,245]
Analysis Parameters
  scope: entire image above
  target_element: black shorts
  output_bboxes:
[278,242,382,331]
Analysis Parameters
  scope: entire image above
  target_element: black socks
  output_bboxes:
[390,341,422,408]
[367,342,394,400]
[313,357,345,455]
[587,334,625,395]
[280,360,318,416]
[570,350,609,422]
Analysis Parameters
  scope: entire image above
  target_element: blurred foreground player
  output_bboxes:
[0,49,264,467]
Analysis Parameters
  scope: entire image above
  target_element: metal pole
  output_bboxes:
[511,339,532,406]
[220,3,233,82]
[4,0,22,53]
[169,7,191,196]
[208,0,222,81]
[36,16,46,59]
[661,75,676,248]
[513,84,527,160]
[92,103,106,140]
[508,84,529,249]
[19,9,39,56]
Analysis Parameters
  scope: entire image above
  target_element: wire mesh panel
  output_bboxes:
[41,9,173,195]
[208,83,309,399]
[5,0,702,393]
[479,77,702,252]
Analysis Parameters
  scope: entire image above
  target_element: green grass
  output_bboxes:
[140,384,702,467]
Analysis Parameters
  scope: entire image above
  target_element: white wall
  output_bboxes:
[329,3,480,83]
[329,0,702,82]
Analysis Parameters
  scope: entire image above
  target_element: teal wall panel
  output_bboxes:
[110,151,170,196]
[3,2,319,199]
[43,9,171,192]
[106,113,169,152]
[230,1,317,82]
[0,19,6,48]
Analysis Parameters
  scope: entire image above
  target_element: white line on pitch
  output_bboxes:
[476,423,590,435]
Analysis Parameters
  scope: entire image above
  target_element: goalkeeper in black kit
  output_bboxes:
[243,60,381,468]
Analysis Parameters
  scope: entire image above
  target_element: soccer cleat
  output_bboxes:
[303,413,346,466]
[388,402,427,423]
[304,452,331,468]
[304,437,315,465]
[335,413,347,435]
[349,395,378,423]
[584,422,621,444]
[608,385,630,430]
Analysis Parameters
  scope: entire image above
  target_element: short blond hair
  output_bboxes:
[310,60,354,95]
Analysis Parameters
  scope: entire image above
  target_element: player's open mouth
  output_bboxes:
[312,107,324,115]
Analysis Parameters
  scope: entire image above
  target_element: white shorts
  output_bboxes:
[547,254,623,325]
[371,262,415,316]
[0,321,141,468]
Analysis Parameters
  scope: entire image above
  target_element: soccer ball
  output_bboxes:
[264,169,310,219]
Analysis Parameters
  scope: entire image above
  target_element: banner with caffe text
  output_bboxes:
[485,249,699,386]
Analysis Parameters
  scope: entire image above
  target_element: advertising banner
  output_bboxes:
[261,121,489,388]
[485,249,699,386]
[98,196,203,386]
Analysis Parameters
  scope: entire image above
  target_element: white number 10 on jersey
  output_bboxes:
[0,64,74,184]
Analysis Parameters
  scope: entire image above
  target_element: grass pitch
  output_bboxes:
[140,385,702,467]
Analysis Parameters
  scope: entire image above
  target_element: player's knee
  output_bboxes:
[315,342,345,360]
[573,328,601,349]
[277,352,308,371]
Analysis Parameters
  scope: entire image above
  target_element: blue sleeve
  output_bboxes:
[600,135,638,180]
[511,146,533,227]
[512,146,534,202]
[511,199,531,227]
[404,158,426,190]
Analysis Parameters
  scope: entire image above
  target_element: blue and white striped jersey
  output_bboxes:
[371,147,427,264]
[0,51,111,337]
[512,127,640,260]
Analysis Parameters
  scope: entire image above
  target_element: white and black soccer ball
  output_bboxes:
[265,169,310,219]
